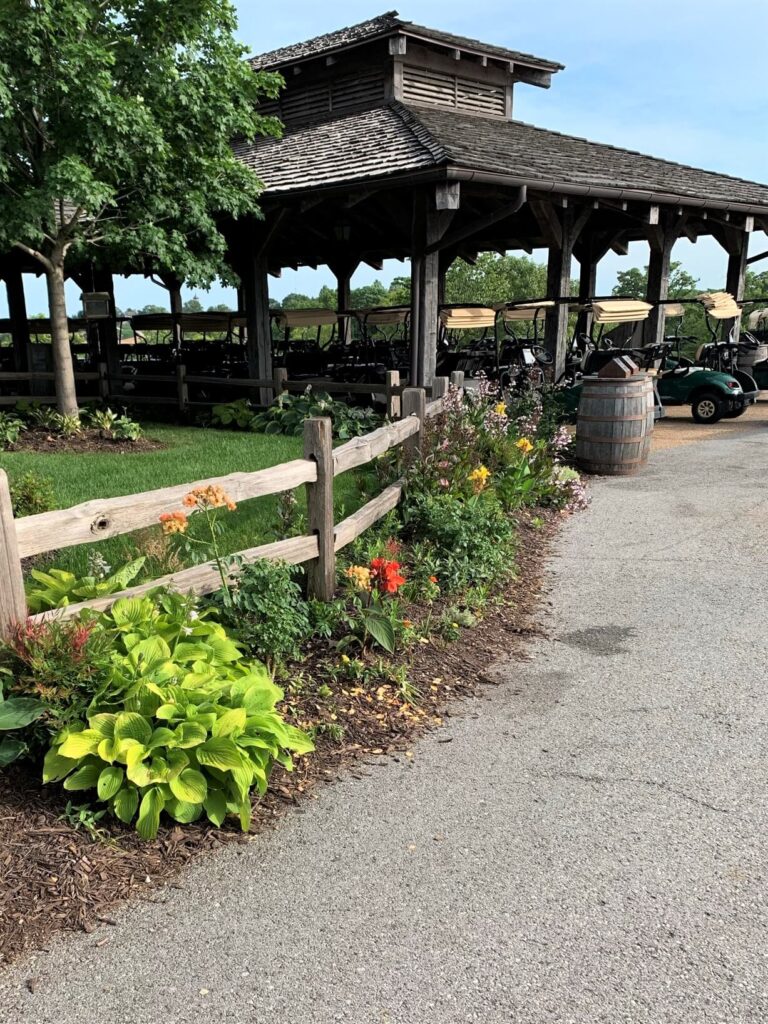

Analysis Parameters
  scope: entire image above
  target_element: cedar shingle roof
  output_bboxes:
[250,11,562,73]
[235,102,768,212]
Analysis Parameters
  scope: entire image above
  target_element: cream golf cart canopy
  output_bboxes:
[696,292,741,319]
[273,309,342,329]
[591,299,653,324]
[439,306,498,330]
[362,306,410,326]
[663,303,686,318]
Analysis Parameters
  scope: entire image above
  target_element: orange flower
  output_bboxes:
[159,510,188,535]
[429,575,438,584]
[402,619,413,629]
[370,558,406,595]
[182,485,237,512]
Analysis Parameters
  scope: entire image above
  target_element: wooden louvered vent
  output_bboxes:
[277,71,385,125]
[402,66,506,118]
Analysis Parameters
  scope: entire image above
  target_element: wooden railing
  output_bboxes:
[0,365,407,419]
[0,377,459,637]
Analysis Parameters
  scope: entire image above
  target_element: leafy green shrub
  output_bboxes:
[43,592,313,838]
[400,491,515,592]
[211,398,255,429]
[25,557,146,613]
[112,414,143,441]
[9,471,56,517]
[0,412,23,448]
[16,401,59,431]
[211,390,382,440]
[1,618,112,736]
[0,670,45,767]
[211,559,311,673]
[52,412,83,437]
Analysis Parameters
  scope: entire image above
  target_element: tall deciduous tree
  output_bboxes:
[0,0,281,413]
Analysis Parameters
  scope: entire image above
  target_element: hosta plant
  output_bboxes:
[42,592,313,838]
[25,557,146,613]
[0,670,45,767]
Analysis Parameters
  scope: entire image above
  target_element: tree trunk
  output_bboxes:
[45,261,79,415]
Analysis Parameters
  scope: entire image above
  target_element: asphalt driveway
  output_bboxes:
[1,424,766,1023]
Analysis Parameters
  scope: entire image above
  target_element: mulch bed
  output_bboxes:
[8,428,164,455]
[0,510,558,967]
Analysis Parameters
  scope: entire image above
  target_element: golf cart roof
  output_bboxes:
[591,299,653,324]
[696,292,741,319]
[439,306,498,330]
[503,300,555,321]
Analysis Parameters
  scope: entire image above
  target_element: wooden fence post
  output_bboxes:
[431,376,448,400]
[303,417,336,601]
[0,470,26,638]
[273,367,288,402]
[176,364,189,411]
[98,362,109,401]
[401,387,426,464]
[386,370,401,419]
[449,370,465,389]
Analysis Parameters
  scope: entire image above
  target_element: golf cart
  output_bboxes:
[498,301,556,390]
[561,298,754,424]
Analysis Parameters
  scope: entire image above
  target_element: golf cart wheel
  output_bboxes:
[691,392,724,424]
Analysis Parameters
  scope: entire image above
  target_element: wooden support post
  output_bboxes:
[646,225,676,348]
[330,258,358,346]
[303,417,335,601]
[0,470,26,639]
[244,253,273,407]
[4,270,30,378]
[401,387,426,464]
[386,370,401,419]
[98,361,109,401]
[450,370,465,389]
[544,207,576,382]
[411,189,456,389]
[431,375,449,400]
[272,366,288,401]
[722,230,751,341]
[176,364,189,411]
[88,268,120,383]
[409,252,422,387]
[575,238,599,341]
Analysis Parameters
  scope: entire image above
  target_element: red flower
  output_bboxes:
[370,558,406,594]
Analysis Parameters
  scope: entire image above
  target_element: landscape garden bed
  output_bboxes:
[0,379,586,967]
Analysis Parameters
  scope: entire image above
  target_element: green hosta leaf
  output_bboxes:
[114,712,152,745]
[203,789,227,827]
[174,721,208,748]
[110,597,154,628]
[172,641,216,663]
[148,727,176,751]
[206,637,243,664]
[167,748,190,780]
[195,738,242,772]
[43,748,79,783]
[166,798,203,824]
[246,712,292,747]
[105,557,146,591]
[284,725,315,756]
[239,680,283,713]
[156,703,182,721]
[129,636,172,670]
[237,796,252,832]
[112,786,139,824]
[169,768,207,804]
[58,729,102,759]
[63,761,101,791]
[0,736,27,767]
[89,714,117,739]
[97,766,124,801]
[212,708,246,738]
[0,696,45,730]
[97,738,120,764]
[136,786,165,840]
[363,613,396,654]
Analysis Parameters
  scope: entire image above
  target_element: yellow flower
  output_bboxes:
[159,511,188,535]
[345,565,372,591]
[494,402,507,416]
[516,438,534,454]
[468,465,491,493]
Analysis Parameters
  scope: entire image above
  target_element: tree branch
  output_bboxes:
[13,240,54,273]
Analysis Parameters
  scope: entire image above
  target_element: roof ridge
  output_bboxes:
[390,101,449,164]
[250,11,401,68]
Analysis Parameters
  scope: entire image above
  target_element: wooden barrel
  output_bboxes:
[575,374,654,476]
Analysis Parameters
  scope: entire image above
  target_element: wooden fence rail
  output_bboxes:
[0,378,456,636]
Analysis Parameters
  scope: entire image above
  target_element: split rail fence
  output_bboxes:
[0,375,463,639]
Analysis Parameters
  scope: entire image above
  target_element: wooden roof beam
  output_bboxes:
[530,198,562,248]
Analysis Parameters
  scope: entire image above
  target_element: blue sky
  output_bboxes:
[7,0,768,316]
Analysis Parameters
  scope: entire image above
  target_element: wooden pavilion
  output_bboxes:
[3,10,768,399]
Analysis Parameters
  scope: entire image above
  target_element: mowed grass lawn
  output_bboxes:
[1,424,364,582]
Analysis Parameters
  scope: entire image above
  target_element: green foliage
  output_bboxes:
[401,492,516,592]
[52,413,83,438]
[260,391,382,440]
[17,402,59,431]
[59,800,110,842]
[0,412,23,448]
[0,670,46,767]
[1,618,113,736]
[210,560,311,673]
[43,592,313,838]
[80,407,141,440]
[445,252,552,306]
[25,558,146,613]
[9,471,56,517]
[210,398,255,429]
